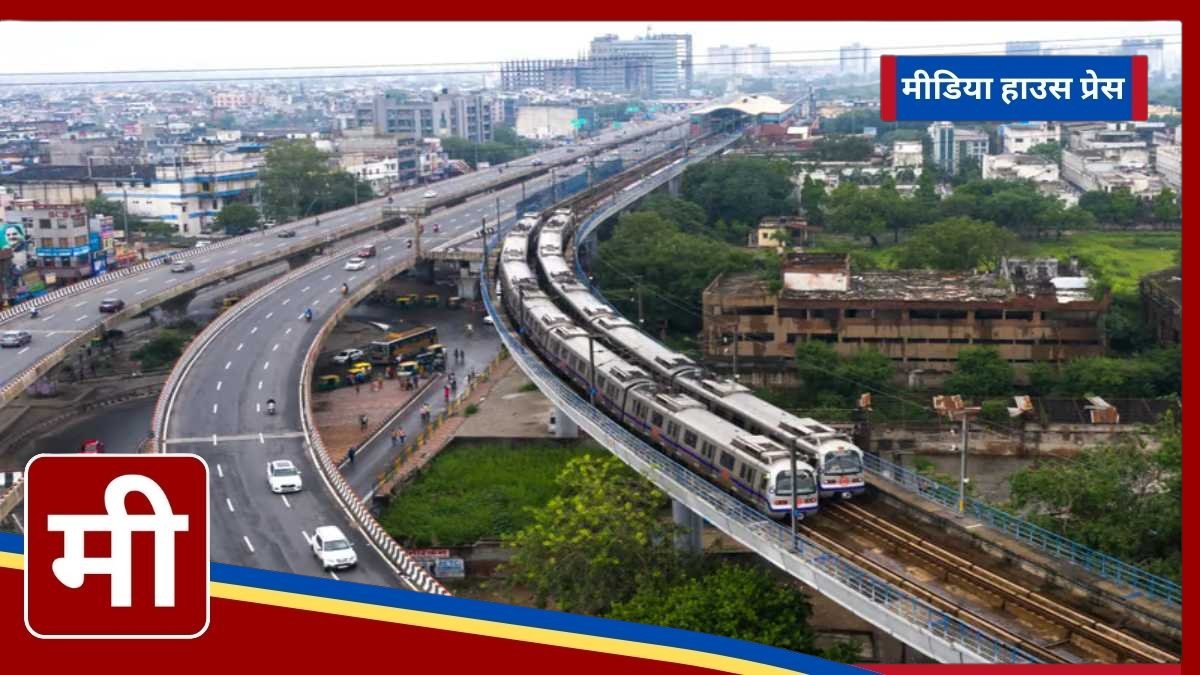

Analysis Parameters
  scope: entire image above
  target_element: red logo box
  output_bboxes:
[24,454,209,639]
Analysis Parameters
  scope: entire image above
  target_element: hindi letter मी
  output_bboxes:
[47,474,190,608]
[901,69,934,100]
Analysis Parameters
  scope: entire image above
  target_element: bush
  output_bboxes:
[131,330,189,370]
[464,403,479,416]
[980,399,1011,425]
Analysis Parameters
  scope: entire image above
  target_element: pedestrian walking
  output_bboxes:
[355,381,361,394]
[444,384,451,403]
[347,445,357,463]
[391,429,400,447]
[359,413,368,431]
[398,427,407,446]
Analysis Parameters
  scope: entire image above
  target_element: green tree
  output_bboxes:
[1026,141,1062,165]
[1151,188,1180,224]
[680,158,797,234]
[802,134,874,162]
[799,175,826,226]
[1077,190,1113,223]
[839,348,894,395]
[260,140,338,222]
[944,346,1014,398]
[502,454,682,614]
[1007,414,1181,580]
[131,330,190,370]
[214,202,260,236]
[608,564,821,654]
[826,183,886,247]
[894,217,1018,271]
[794,340,840,394]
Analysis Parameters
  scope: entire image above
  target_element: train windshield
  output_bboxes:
[775,470,816,495]
[824,450,862,476]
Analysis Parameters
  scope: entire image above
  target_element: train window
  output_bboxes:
[633,401,645,418]
[718,452,735,471]
[683,430,697,448]
[666,422,679,438]
[701,442,715,460]
[651,412,664,427]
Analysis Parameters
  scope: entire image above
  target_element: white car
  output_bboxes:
[481,315,494,326]
[311,525,357,570]
[344,257,367,271]
[267,459,303,493]
[423,190,438,199]
[531,158,544,166]
[332,348,364,364]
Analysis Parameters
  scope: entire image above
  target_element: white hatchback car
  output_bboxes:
[344,257,367,271]
[423,190,438,199]
[332,348,364,364]
[311,526,357,570]
[267,459,303,493]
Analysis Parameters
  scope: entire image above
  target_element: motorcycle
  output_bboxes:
[30,306,39,319]
[266,399,276,416]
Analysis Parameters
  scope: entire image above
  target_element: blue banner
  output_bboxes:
[881,55,1147,121]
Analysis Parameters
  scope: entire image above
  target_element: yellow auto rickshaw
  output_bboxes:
[318,375,340,391]
[396,294,418,308]
[423,294,440,307]
[396,360,419,379]
[347,361,373,376]
[222,295,241,309]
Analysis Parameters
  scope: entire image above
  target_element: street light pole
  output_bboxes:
[588,333,596,405]
[958,412,969,514]
[790,445,799,550]
[121,189,130,244]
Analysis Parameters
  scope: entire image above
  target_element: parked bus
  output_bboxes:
[367,325,438,365]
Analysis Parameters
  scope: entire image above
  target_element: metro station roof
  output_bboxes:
[691,95,795,117]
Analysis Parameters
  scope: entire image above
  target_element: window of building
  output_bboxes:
[809,308,833,319]
[742,332,775,342]
[1006,310,1034,321]
[38,219,51,230]
[734,306,774,316]
[777,307,807,319]
[874,309,902,320]
[976,309,1003,320]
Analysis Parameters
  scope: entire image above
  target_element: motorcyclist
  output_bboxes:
[314,217,321,226]
[30,306,39,319]
[266,398,276,414]
[304,308,313,321]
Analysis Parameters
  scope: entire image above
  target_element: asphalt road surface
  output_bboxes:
[0,115,690,397]
[157,126,690,588]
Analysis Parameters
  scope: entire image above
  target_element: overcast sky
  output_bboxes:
[0,21,1180,76]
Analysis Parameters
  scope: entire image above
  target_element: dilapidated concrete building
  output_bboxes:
[1140,267,1182,346]
[702,253,1109,375]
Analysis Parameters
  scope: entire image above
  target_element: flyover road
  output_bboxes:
[0,115,692,405]
[158,130,687,587]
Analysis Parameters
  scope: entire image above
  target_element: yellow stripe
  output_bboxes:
[0,553,798,674]
[212,583,798,675]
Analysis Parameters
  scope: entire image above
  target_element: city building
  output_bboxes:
[839,43,871,75]
[9,203,110,282]
[707,44,771,77]
[339,155,399,194]
[590,33,693,98]
[891,140,923,168]
[928,122,989,174]
[1140,267,1181,346]
[982,154,1060,183]
[999,122,1059,154]
[1062,150,1164,198]
[1065,123,1149,164]
[1005,41,1041,56]
[515,105,586,140]
[701,253,1108,374]
[499,56,655,96]
[1155,141,1182,194]
[366,90,494,144]
[747,216,818,251]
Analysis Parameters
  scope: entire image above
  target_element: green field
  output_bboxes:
[811,231,1180,297]
[1028,232,1180,296]
[380,442,597,547]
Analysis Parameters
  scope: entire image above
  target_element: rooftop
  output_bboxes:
[692,95,794,118]
[0,164,155,183]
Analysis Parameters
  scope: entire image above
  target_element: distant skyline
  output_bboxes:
[0,21,1181,79]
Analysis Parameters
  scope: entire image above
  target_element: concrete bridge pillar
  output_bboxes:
[548,407,578,439]
[667,174,682,197]
[414,259,436,284]
[159,290,196,320]
[287,251,314,269]
[672,500,703,554]
[456,268,479,301]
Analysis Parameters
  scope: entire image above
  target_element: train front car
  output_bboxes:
[763,455,820,521]
[812,435,866,500]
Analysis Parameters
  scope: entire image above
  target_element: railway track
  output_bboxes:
[825,502,1180,664]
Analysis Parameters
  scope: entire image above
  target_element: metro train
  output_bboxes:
[500,214,819,520]
[535,211,867,500]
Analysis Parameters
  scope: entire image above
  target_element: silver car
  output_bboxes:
[0,330,32,348]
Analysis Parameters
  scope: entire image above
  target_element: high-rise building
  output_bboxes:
[499,55,655,96]
[839,43,870,75]
[589,33,693,98]
[1117,38,1166,76]
[368,90,494,144]
[1005,41,1041,56]
[707,44,771,77]
[928,121,989,174]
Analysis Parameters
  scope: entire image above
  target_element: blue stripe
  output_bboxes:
[0,532,861,674]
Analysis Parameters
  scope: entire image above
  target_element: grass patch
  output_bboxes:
[380,443,597,547]
[464,403,479,416]
[1028,232,1180,296]
[518,382,538,393]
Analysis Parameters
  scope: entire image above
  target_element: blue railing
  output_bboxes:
[863,454,1181,606]
[480,149,1037,664]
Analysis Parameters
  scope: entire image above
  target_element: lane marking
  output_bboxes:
[243,536,255,553]
[250,326,258,335]
[329,571,340,581]
[225,361,232,370]
[285,327,292,335]
[281,495,291,509]
[256,403,261,413]
[216,381,222,391]
[75,315,87,323]
[263,361,270,371]
[321,274,331,281]
[348,276,357,282]
[272,343,279,352]
[328,287,336,294]
[217,463,224,478]
[17,347,28,355]
[237,343,244,351]
[301,286,311,293]
[212,434,218,445]
[226,498,235,513]
[282,298,291,306]
[258,380,263,390]
[259,432,266,444]
[265,312,274,319]
[46,331,57,337]
[136,289,148,295]
[73,301,87,308]
[301,530,311,545]
[212,403,219,414]
[313,299,321,306]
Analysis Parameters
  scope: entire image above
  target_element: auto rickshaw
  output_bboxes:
[415,351,438,373]
[222,295,241,310]
[396,294,418,308]
[318,375,340,391]
[447,296,464,309]
[396,360,419,379]
[347,361,373,377]
[423,294,440,307]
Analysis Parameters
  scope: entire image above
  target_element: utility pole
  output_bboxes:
[958,411,970,514]
[790,445,799,551]
[588,333,596,405]
[635,277,644,327]
[495,196,501,234]
[121,188,130,244]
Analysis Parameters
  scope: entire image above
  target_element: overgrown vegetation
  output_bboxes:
[260,140,374,222]
[443,126,543,169]
[379,443,595,547]
[131,327,196,370]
